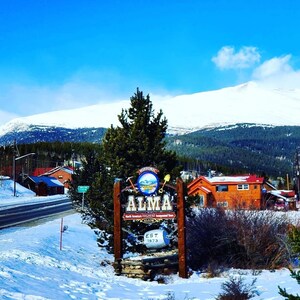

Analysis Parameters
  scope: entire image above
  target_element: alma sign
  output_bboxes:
[123,194,176,220]
[113,166,188,278]
[123,167,176,221]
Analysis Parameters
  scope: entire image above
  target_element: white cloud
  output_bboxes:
[252,55,300,89]
[252,55,292,79]
[0,79,128,126]
[0,110,19,125]
[212,46,261,70]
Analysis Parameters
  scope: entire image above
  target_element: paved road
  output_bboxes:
[0,197,74,229]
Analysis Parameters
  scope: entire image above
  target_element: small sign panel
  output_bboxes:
[137,171,159,196]
[77,185,90,193]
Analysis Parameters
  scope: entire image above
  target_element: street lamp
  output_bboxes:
[13,152,36,196]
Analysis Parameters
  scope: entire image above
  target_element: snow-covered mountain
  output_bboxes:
[1,81,300,140]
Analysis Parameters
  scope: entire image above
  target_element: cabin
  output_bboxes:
[264,189,296,210]
[188,175,267,209]
[24,176,64,196]
[34,166,74,189]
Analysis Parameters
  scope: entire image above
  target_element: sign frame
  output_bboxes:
[113,169,188,279]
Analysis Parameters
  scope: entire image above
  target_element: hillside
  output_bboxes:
[0,81,300,177]
[167,123,300,176]
[1,81,300,136]
[0,124,106,145]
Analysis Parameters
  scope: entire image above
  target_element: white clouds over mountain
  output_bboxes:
[1,47,300,128]
[253,55,292,79]
[212,46,261,69]
[252,55,300,89]
[213,46,300,90]
[0,110,18,126]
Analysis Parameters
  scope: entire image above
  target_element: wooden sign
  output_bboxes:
[113,167,188,279]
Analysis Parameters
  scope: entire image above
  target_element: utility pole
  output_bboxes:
[296,148,300,201]
[12,139,35,196]
[13,139,17,197]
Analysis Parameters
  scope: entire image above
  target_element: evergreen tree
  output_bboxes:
[77,88,180,238]
[102,88,179,180]
[278,269,300,299]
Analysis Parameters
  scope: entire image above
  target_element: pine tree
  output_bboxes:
[79,88,180,237]
[278,269,300,299]
[102,88,179,180]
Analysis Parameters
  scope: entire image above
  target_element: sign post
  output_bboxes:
[114,180,122,261]
[177,177,188,278]
[113,167,189,279]
[77,185,90,210]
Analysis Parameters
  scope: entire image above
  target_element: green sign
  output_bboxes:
[77,185,90,193]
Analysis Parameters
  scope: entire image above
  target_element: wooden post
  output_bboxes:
[59,217,63,251]
[114,180,122,261]
[177,177,188,278]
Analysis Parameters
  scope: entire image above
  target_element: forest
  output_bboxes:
[1,123,300,179]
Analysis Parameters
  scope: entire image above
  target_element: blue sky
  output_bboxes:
[0,0,300,124]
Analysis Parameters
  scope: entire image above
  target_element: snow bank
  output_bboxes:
[1,212,300,299]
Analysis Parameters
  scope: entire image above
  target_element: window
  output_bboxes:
[237,184,249,190]
[216,185,228,192]
[217,201,228,207]
[198,195,204,207]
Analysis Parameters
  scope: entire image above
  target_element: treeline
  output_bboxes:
[0,141,102,177]
[167,123,300,177]
[2,123,299,179]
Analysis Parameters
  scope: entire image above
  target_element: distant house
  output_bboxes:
[34,166,74,189]
[264,189,296,210]
[24,176,64,196]
[188,175,268,209]
[32,167,53,176]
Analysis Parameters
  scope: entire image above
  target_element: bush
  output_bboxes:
[216,276,257,300]
[288,225,300,257]
[186,208,291,270]
[186,208,234,270]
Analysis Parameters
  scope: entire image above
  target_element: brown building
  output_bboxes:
[188,175,267,209]
[24,176,64,196]
[36,166,74,189]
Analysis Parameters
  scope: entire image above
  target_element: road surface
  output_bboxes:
[0,196,74,229]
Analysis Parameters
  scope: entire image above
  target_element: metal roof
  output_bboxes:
[27,176,64,187]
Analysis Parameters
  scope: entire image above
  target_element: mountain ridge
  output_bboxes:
[1,81,300,139]
[0,81,299,178]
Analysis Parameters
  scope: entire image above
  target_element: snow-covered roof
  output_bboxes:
[268,190,295,201]
[41,166,74,176]
[199,186,212,193]
[205,175,264,184]
[27,176,64,187]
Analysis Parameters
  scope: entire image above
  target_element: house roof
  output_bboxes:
[40,166,74,176]
[32,168,53,176]
[205,175,264,184]
[189,185,212,195]
[268,190,296,201]
[188,174,264,194]
[27,176,64,187]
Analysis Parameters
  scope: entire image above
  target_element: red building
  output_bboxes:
[188,175,267,209]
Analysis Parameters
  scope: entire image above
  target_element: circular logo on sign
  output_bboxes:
[137,171,159,196]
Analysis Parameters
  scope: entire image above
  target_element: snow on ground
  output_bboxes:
[0,176,36,199]
[1,181,300,299]
[1,213,300,300]
[0,177,69,210]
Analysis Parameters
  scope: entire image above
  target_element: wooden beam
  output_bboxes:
[114,180,122,261]
[177,178,188,278]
